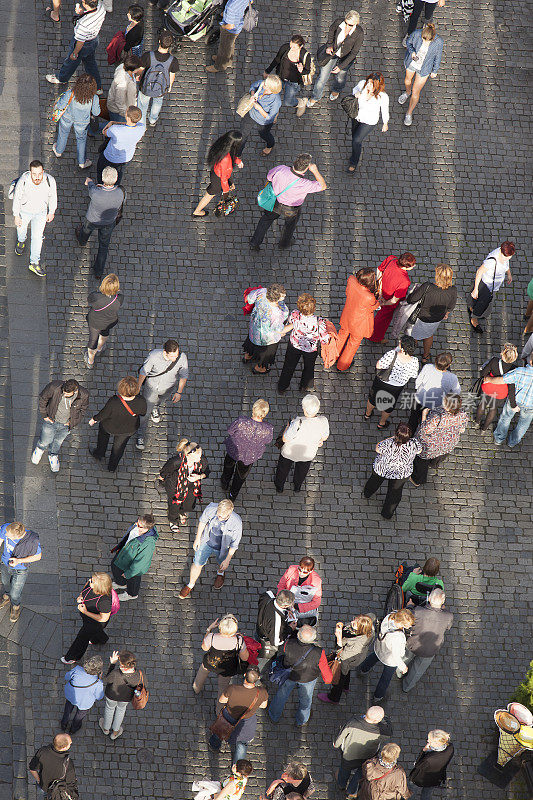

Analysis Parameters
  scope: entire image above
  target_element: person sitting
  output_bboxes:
[402,557,444,605]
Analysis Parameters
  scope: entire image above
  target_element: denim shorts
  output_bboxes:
[193,542,224,567]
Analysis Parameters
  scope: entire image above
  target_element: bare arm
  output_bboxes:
[471,264,487,298]
[308,163,327,190]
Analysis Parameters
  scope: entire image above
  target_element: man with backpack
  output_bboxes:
[28,734,79,800]
[96,106,145,183]
[137,32,179,126]
[76,168,125,278]
[12,160,57,278]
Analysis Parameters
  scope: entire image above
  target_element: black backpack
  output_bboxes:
[340,95,358,119]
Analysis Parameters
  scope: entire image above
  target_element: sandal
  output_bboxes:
[252,367,270,375]
[191,210,209,217]
[377,421,391,430]
[179,514,187,525]
[363,413,372,421]
[46,6,60,21]
[261,147,273,156]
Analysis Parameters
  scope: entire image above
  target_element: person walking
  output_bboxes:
[0,522,42,623]
[358,743,411,800]
[110,514,158,600]
[76,170,124,278]
[135,339,189,449]
[358,609,415,702]
[61,655,104,733]
[241,75,283,155]
[365,335,419,429]
[242,284,290,374]
[405,264,457,362]
[29,734,78,799]
[409,730,454,800]
[306,11,364,108]
[12,160,57,278]
[99,650,142,740]
[264,36,313,116]
[467,241,515,334]
[256,590,296,669]
[370,252,416,343]
[52,74,99,169]
[61,572,113,664]
[399,588,453,693]
[105,54,143,123]
[363,422,422,518]
[318,613,375,704]
[410,393,468,485]
[336,268,380,371]
[123,4,145,56]
[405,0,445,39]
[277,557,322,625]
[250,154,327,251]
[274,394,330,493]
[399,23,443,126]
[45,0,106,90]
[137,32,179,126]
[278,293,329,393]
[31,379,89,472]
[401,558,444,604]
[159,439,210,530]
[179,500,242,597]
[97,106,145,184]
[268,625,333,726]
[192,614,249,711]
[85,273,123,367]
[205,0,249,73]
[89,376,147,471]
[492,353,533,447]
[475,343,518,431]
[347,73,389,173]
[192,131,244,217]
[332,706,392,796]
[209,667,268,762]
[408,352,461,432]
[222,399,273,500]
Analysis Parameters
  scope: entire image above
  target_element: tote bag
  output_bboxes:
[257,178,299,212]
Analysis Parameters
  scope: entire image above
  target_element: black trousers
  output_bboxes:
[407,0,436,34]
[64,614,109,661]
[407,401,424,434]
[411,453,447,485]
[250,204,301,248]
[61,700,88,733]
[111,559,142,597]
[221,454,252,499]
[76,218,116,277]
[468,282,493,319]
[93,425,131,471]
[278,342,318,391]
[97,153,125,184]
[363,469,407,518]
[475,394,498,429]
[274,454,311,491]
[328,669,350,702]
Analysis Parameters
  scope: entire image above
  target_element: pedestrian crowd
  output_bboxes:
[3,0,530,797]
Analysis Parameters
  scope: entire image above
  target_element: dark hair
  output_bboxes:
[394,423,412,445]
[435,352,452,371]
[356,267,379,298]
[123,53,142,73]
[163,338,180,354]
[297,293,316,316]
[29,160,43,170]
[207,130,243,169]
[399,335,417,356]
[118,650,136,669]
[62,379,79,394]
[423,557,440,576]
[245,667,261,683]
[128,3,144,20]
[398,252,416,268]
[158,31,175,49]
[138,514,155,527]
[235,760,253,777]
[293,152,312,172]
[500,241,515,257]
[290,34,305,46]
[84,0,98,8]
[299,556,315,570]
[72,73,97,103]
[364,71,385,96]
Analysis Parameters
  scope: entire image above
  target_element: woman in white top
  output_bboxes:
[278,293,329,393]
[359,608,415,701]
[365,334,420,429]
[274,394,330,492]
[399,23,443,126]
[468,241,515,333]
[348,72,389,173]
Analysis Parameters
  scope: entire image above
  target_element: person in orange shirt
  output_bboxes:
[336,268,380,371]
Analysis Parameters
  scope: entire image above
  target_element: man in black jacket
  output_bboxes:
[31,379,89,473]
[28,734,79,799]
[306,10,364,108]
[256,589,296,670]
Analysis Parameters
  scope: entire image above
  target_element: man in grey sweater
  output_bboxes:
[13,160,57,278]
[75,167,124,278]
[399,587,453,692]
[334,705,392,794]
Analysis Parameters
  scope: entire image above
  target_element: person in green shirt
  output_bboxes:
[402,557,444,603]
[110,514,158,601]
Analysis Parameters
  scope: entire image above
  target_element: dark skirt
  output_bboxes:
[368,376,404,412]
[243,336,279,369]
[206,168,223,197]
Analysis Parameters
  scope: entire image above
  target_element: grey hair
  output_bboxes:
[83,655,103,675]
[101,166,118,185]
[276,590,295,609]
[365,705,385,723]
[301,394,320,416]
[297,625,317,643]
[429,587,446,606]
[345,9,360,24]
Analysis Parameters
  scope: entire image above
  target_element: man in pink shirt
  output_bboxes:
[250,153,326,251]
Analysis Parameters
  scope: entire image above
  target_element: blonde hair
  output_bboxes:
[434,264,453,289]
[252,399,269,418]
[353,614,374,637]
[391,608,416,627]
[217,499,234,516]
[219,614,239,636]
[91,572,112,595]
[264,74,282,93]
[422,22,436,40]
[6,522,26,537]
[381,743,401,762]
[428,729,451,748]
[345,9,360,24]
[99,273,120,296]
[176,438,201,456]
[501,343,518,363]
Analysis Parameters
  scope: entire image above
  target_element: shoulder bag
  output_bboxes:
[236,83,262,118]
[404,282,430,330]
[325,651,342,684]
[131,669,149,709]
[51,91,74,123]
[93,294,118,313]
[316,42,332,68]
[340,94,358,119]
[46,758,75,800]
[301,50,316,86]
[257,177,299,213]
[118,395,137,416]
[274,418,301,449]
[376,352,398,382]
[208,688,261,741]
[268,642,314,687]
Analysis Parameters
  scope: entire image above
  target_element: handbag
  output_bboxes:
[236,83,262,118]
[301,50,316,86]
[131,669,149,709]
[316,42,332,68]
[274,418,301,449]
[215,193,239,217]
[326,650,342,685]
[243,285,262,315]
[268,643,314,687]
[208,689,261,741]
[404,282,430,330]
[242,2,259,31]
[376,352,398,382]
[340,94,358,119]
[51,91,74,123]
[257,178,299,213]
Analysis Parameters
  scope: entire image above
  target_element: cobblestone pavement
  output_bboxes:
[3,0,533,796]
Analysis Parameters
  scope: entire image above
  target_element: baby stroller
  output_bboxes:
[164,0,223,42]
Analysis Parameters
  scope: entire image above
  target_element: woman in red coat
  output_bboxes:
[192,130,243,217]
[336,268,380,371]
[370,252,416,342]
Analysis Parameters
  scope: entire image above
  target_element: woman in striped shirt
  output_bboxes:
[363,422,421,518]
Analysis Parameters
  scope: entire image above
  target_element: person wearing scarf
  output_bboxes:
[159,439,210,531]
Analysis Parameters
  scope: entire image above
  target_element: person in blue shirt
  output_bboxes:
[61,656,105,733]
[0,522,42,622]
[96,106,146,183]
[241,75,283,155]
[206,0,251,73]
[492,354,533,447]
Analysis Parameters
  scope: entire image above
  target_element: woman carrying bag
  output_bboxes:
[52,73,100,169]
[263,35,312,116]
[317,614,375,704]
[61,572,115,664]
[159,439,210,531]
[192,131,244,218]
[237,75,283,155]
[99,649,144,740]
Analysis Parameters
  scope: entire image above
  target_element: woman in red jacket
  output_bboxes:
[192,130,244,217]
[370,252,416,342]
[336,268,380,371]
[277,557,322,624]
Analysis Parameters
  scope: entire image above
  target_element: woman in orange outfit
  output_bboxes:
[370,252,416,342]
[336,268,380,371]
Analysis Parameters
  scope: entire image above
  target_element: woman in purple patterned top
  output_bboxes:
[242,284,291,374]
[411,393,468,486]
[221,399,274,500]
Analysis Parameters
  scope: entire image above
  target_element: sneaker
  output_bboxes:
[31,446,44,464]
[329,91,339,100]
[49,455,60,473]
[148,119,157,126]
[150,407,161,423]
[45,74,62,84]
[116,592,138,601]
[98,718,110,736]
[110,727,124,740]
[306,98,316,107]
[28,263,46,277]
[404,113,413,126]
[135,436,145,450]
[96,89,103,95]
[10,605,21,623]
[78,160,93,169]
[60,656,76,665]
[398,92,410,105]
[111,582,126,590]
[52,144,62,157]
[0,595,10,610]
[402,35,408,47]
[14,241,26,256]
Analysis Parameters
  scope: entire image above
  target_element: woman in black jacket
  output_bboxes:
[85,273,123,368]
[89,376,147,472]
[306,11,364,107]
[409,729,454,799]
[405,264,457,363]
[158,438,210,531]
[99,650,142,740]
[264,35,312,116]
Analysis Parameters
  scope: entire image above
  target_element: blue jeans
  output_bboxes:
[337,760,363,794]
[350,120,375,167]
[268,677,317,726]
[0,562,29,606]
[494,400,533,446]
[312,57,348,100]
[36,420,70,456]
[57,37,102,90]
[282,80,300,107]
[137,90,164,124]
[56,115,88,164]
[16,211,47,264]
[359,652,396,699]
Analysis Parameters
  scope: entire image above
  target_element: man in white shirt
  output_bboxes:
[468,241,514,334]
[12,161,57,278]
[274,394,330,493]
[46,0,106,90]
